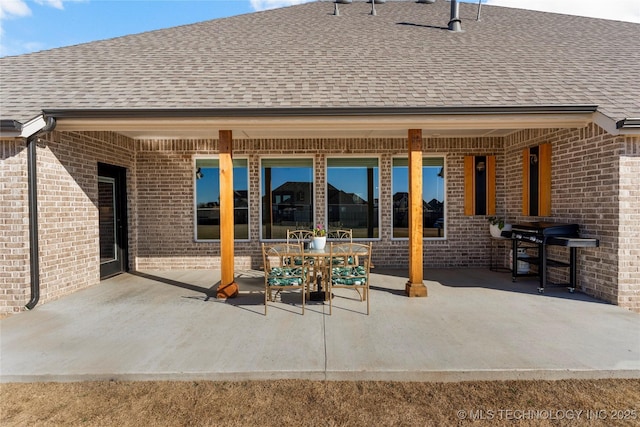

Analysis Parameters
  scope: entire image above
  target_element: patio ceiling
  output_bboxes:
[46,107,597,140]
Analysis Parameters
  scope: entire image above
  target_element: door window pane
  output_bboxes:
[327,158,379,238]
[261,158,314,240]
[195,158,249,240]
[392,157,445,238]
[98,177,117,263]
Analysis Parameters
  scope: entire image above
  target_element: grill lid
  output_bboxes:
[511,222,579,236]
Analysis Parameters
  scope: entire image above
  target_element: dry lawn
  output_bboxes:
[2,379,639,426]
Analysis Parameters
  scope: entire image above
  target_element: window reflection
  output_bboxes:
[195,158,249,240]
[261,158,314,239]
[327,158,379,238]
[392,158,445,238]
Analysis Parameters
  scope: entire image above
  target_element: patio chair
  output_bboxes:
[327,229,353,242]
[327,242,372,315]
[286,229,318,292]
[286,229,313,245]
[326,229,357,266]
[262,243,308,315]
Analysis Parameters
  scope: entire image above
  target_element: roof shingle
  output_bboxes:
[1,1,639,123]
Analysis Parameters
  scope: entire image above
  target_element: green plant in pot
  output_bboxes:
[488,216,505,229]
[488,216,510,238]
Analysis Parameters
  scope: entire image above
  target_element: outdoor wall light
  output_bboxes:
[530,154,538,165]
[195,167,203,180]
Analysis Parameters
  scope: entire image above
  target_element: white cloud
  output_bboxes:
[0,0,32,20]
[0,0,84,56]
[250,0,313,12]
[247,0,640,23]
[36,0,66,10]
[483,0,640,24]
[0,0,81,21]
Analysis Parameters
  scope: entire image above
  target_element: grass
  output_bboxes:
[2,379,639,426]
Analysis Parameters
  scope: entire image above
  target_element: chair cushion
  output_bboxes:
[288,256,314,266]
[331,266,367,285]
[267,267,305,286]
[330,255,354,265]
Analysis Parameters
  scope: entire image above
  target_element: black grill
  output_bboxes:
[510,222,579,244]
[505,222,598,293]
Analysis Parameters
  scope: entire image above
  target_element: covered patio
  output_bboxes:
[47,105,597,300]
[3,1,638,317]
[2,268,638,383]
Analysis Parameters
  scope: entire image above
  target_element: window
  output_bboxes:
[195,158,249,240]
[327,157,379,239]
[522,144,551,216]
[464,155,496,216]
[392,157,445,238]
[261,158,314,240]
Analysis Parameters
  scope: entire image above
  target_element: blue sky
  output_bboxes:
[1,0,638,57]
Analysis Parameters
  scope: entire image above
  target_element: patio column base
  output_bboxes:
[217,281,239,299]
[405,281,427,297]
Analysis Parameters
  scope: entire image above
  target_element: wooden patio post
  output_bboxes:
[217,130,239,299]
[405,129,427,297]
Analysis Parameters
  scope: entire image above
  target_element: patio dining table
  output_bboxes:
[303,244,370,301]
[302,248,332,300]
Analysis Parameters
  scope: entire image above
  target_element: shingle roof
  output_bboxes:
[1,1,639,124]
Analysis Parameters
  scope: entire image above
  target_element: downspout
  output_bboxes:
[25,116,56,310]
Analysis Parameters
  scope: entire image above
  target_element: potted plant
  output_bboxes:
[488,216,510,238]
[310,223,327,250]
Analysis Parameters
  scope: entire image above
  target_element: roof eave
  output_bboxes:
[43,105,599,140]
[0,119,23,138]
[616,118,640,129]
[43,105,599,119]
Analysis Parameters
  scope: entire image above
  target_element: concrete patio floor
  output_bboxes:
[1,268,639,383]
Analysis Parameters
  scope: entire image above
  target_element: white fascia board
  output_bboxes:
[53,112,595,133]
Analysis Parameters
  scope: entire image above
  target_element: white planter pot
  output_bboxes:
[310,236,326,250]
[490,223,511,238]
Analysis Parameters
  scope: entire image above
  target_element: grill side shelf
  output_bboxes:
[546,237,599,247]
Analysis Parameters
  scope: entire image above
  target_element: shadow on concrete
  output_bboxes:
[371,268,610,305]
[130,271,217,299]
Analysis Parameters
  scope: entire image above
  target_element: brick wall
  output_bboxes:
[0,131,136,316]
[135,136,504,271]
[37,131,136,305]
[3,125,637,315]
[504,124,631,308]
[619,136,640,311]
[0,140,29,316]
